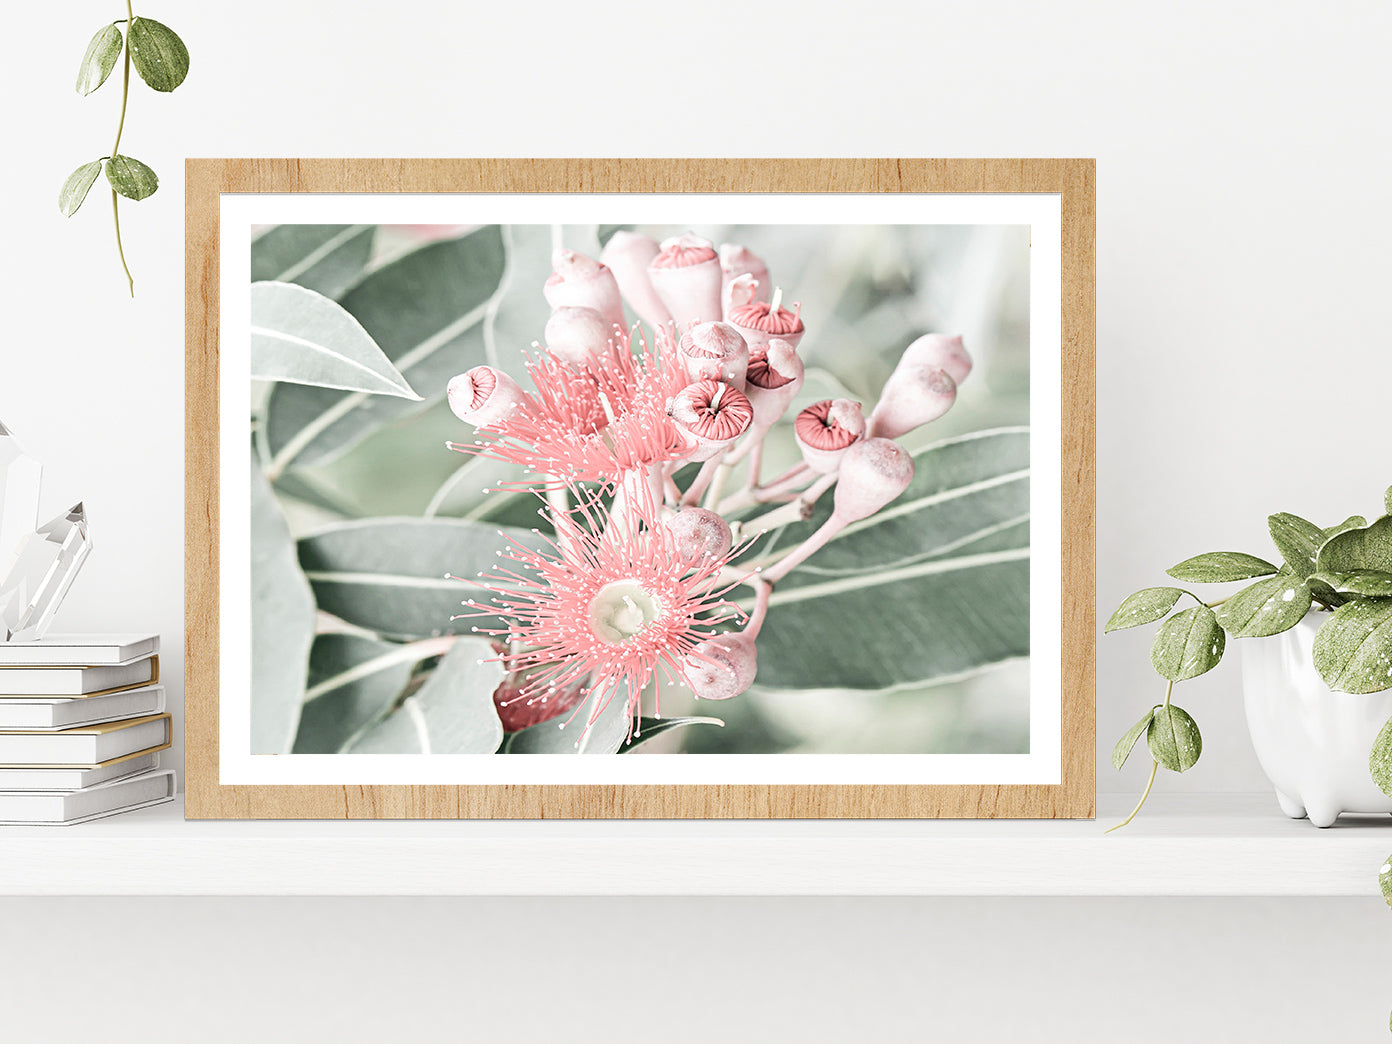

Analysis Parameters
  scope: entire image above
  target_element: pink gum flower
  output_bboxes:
[683,631,758,701]
[447,366,532,430]
[867,365,957,440]
[648,233,723,326]
[669,379,754,461]
[492,671,588,732]
[728,292,805,351]
[719,244,770,318]
[664,507,734,567]
[544,249,626,332]
[744,338,804,431]
[678,320,750,389]
[600,231,672,330]
[794,398,865,474]
[543,306,617,368]
[900,333,972,385]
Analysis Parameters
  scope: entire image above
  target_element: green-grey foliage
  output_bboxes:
[292,634,420,754]
[1150,606,1225,681]
[1214,575,1311,638]
[1371,717,1392,799]
[75,24,122,95]
[1317,515,1392,575]
[1105,588,1185,633]
[105,154,158,201]
[58,160,104,217]
[1112,709,1155,770]
[1147,704,1202,772]
[1312,599,1392,695]
[1267,513,1325,579]
[1309,570,1392,599]
[1166,551,1277,584]
[251,281,420,398]
[127,17,189,92]
[251,225,375,299]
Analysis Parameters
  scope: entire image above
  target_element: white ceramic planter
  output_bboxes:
[1241,611,1392,827]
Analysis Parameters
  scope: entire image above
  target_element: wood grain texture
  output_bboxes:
[186,158,1096,821]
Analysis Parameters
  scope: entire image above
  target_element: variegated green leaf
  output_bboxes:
[1214,575,1311,638]
[1267,512,1325,579]
[1309,570,1392,599]
[1166,552,1277,584]
[75,24,122,95]
[1150,606,1225,681]
[1317,515,1392,575]
[1105,588,1185,633]
[1147,704,1202,772]
[1112,709,1156,770]
[1313,599,1392,694]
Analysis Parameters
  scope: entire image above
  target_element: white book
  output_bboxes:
[0,769,176,825]
[0,634,159,667]
[0,654,158,696]
[0,685,165,730]
[0,751,161,790]
[0,714,171,767]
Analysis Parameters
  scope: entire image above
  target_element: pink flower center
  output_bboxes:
[796,399,861,450]
[730,300,803,335]
[651,242,718,269]
[746,347,796,389]
[670,380,754,441]
[588,581,663,643]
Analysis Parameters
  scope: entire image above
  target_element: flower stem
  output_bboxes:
[111,0,136,296]
[1106,679,1174,832]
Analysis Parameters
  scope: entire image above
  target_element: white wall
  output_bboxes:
[2,2,1389,1040]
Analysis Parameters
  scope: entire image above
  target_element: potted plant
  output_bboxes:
[1104,485,1392,903]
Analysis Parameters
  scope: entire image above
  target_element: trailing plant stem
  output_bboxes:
[111,0,136,296]
[1107,679,1174,833]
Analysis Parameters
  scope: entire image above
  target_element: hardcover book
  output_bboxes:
[0,768,176,825]
[0,713,171,766]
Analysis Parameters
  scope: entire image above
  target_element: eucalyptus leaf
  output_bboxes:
[746,428,1029,690]
[1370,716,1392,798]
[597,224,632,248]
[251,281,421,399]
[292,633,417,753]
[1105,588,1185,633]
[264,226,506,472]
[1308,570,1392,599]
[503,688,631,754]
[251,225,375,299]
[75,24,122,95]
[1147,704,1202,772]
[127,17,189,92]
[346,638,504,754]
[1316,515,1392,575]
[1166,552,1277,584]
[622,716,725,751]
[1312,598,1392,695]
[251,459,316,754]
[1214,575,1312,638]
[58,160,104,217]
[1267,513,1325,579]
[1112,709,1156,770]
[105,155,158,201]
[1150,606,1225,681]
[297,516,536,640]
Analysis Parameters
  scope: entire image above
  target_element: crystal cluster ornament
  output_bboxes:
[0,422,92,643]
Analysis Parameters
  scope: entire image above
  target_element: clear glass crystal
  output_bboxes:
[0,421,42,568]
[0,502,92,642]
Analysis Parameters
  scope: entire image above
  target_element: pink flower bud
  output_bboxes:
[649,233,723,326]
[543,306,615,367]
[669,379,754,460]
[664,507,734,566]
[831,438,914,522]
[447,366,531,430]
[543,249,626,332]
[683,631,758,701]
[728,295,805,351]
[600,231,672,330]
[794,398,865,474]
[720,244,770,317]
[744,338,805,430]
[867,365,957,440]
[678,321,750,389]
[493,675,587,732]
[900,334,972,385]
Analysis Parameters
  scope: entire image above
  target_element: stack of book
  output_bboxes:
[0,634,174,825]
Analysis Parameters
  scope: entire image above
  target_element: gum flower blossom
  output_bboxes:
[455,485,747,742]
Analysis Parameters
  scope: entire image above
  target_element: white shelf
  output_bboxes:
[0,794,1387,896]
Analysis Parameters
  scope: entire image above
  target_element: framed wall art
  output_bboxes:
[185,157,1095,819]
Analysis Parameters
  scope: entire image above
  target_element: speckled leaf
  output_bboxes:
[251,225,375,300]
[1150,606,1225,681]
[297,517,535,640]
[1309,570,1392,599]
[75,24,122,95]
[1147,704,1202,772]
[1317,515,1392,575]
[1214,575,1312,638]
[1112,708,1156,770]
[1267,513,1326,579]
[265,226,505,472]
[1370,717,1392,798]
[127,17,189,92]
[104,155,158,201]
[251,459,315,754]
[292,633,417,754]
[1166,552,1277,584]
[346,638,504,754]
[1379,850,1392,908]
[1105,588,1185,633]
[1312,598,1392,695]
[1385,487,1392,515]
[58,160,103,217]
[1325,516,1367,540]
